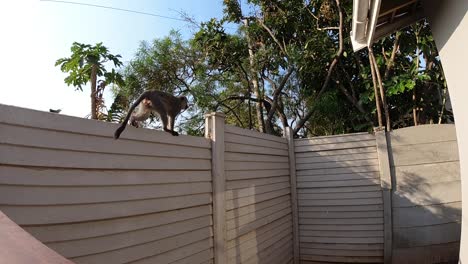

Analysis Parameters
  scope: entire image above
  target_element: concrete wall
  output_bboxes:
[0,104,214,264]
[294,133,384,263]
[389,125,461,264]
[421,1,468,261]
[293,125,461,264]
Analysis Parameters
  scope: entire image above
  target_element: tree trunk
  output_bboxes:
[413,89,418,126]
[384,33,400,80]
[369,48,390,131]
[90,64,98,120]
[369,50,383,128]
[413,31,421,126]
[438,84,447,124]
[243,19,265,133]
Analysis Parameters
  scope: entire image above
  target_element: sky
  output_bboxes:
[0,0,227,117]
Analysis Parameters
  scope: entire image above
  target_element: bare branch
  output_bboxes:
[215,95,271,112]
[257,19,288,56]
[172,9,200,30]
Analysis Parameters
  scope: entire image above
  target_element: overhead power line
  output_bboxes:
[40,0,187,22]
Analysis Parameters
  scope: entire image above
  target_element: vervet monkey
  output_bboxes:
[130,98,153,128]
[114,90,189,139]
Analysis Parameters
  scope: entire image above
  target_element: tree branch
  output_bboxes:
[219,102,245,127]
[336,64,373,124]
[384,33,400,80]
[304,4,340,31]
[257,19,288,56]
[293,0,343,135]
[267,67,294,120]
[276,97,289,129]
[174,75,191,91]
[369,48,383,128]
[215,95,271,113]
[369,47,391,130]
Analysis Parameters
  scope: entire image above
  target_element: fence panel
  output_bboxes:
[0,104,214,264]
[295,133,384,263]
[224,125,294,264]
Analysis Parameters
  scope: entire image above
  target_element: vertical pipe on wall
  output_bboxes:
[375,128,393,264]
[205,112,227,264]
[285,127,300,264]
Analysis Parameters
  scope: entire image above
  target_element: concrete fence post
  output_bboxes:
[375,128,393,264]
[205,112,227,264]
[285,127,300,264]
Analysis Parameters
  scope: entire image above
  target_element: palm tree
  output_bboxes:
[56,42,124,119]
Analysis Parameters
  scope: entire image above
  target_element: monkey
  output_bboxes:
[114,90,189,139]
[129,98,153,128]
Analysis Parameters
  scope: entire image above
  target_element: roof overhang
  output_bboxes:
[351,0,425,52]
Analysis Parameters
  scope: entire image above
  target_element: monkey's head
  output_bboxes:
[180,96,189,111]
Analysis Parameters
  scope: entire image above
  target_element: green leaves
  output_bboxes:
[108,2,448,135]
[387,79,415,96]
[55,42,124,90]
[56,42,124,119]
[223,0,243,22]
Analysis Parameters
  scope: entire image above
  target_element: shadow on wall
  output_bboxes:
[388,124,461,264]
[294,125,461,264]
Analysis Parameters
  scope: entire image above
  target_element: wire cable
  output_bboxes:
[40,0,187,22]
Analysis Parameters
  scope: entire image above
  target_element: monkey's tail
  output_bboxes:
[114,91,151,139]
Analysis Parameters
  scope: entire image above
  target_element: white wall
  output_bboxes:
[421,1,468,261]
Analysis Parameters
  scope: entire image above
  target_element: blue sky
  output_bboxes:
[0,0,227,117]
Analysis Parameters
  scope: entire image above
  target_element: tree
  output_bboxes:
[56,42,124,119]
[109,1,449,138]
[367,19,450,129]
[109,31,206,134]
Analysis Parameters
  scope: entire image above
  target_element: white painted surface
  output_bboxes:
[421,1,468,262]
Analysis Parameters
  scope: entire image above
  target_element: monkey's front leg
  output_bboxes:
[161,115,179,136]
